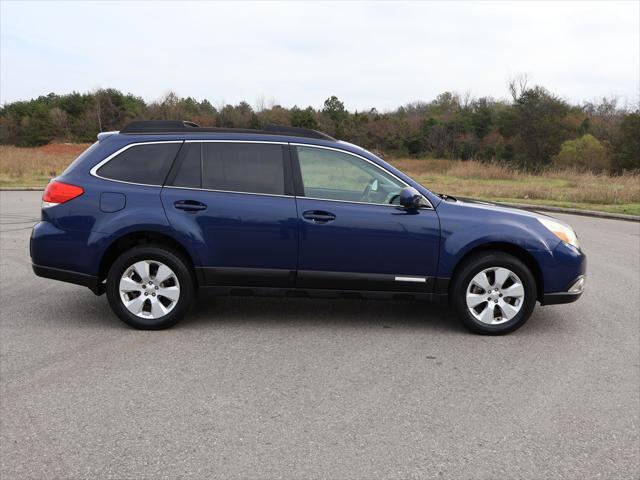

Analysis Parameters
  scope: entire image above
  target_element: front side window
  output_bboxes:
[202,143,285,195]
[296,146,405,204]
[97,142,182,185]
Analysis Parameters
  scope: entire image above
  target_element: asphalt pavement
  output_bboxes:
[1,191,638,479]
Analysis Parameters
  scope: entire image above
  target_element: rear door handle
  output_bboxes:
[302,210,336,224]
[174,200,207,212]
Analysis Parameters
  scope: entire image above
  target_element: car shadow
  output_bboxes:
[57,288,570,336]
[184,294,576,337]
[183,294,466,333]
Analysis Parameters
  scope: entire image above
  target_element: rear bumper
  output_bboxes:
[32,263,103,295]
[30,221,106,294]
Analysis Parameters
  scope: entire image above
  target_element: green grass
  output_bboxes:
[0,176,55,188]
[479,197,640,216]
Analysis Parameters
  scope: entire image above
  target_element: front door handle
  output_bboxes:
[174,200,207,212]
[302,210,336,224]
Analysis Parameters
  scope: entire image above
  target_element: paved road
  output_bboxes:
[1,191,638,479]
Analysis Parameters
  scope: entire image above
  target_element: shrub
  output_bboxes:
[552,134,610,172]
[612,112,640,172]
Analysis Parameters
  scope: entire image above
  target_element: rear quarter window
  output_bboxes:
[61,141,101,176]
[96,142,182,185]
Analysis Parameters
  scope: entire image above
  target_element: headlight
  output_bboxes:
[538,217,580,249]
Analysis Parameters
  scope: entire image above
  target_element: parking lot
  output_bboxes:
[1,190,638,479]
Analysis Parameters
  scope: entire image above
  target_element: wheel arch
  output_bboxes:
[98,231,197,285]
[449,242,544,302]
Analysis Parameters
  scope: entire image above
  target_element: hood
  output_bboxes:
[440,195,559,222]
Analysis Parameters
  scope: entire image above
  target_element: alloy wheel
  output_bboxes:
[465,267,525,325]
[118,260,180,319]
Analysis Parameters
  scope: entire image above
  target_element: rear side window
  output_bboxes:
[97,143,182,185]
[171,143,202,188]
[201,143,285,195]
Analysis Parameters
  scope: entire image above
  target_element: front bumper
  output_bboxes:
[535,237,586,306]
[541,275,585,305]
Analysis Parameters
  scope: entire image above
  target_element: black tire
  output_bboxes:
[451,251,537,335]
[106,245,195,329]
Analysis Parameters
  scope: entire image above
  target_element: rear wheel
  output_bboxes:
[106,245,195,329]
[452,252,537,335]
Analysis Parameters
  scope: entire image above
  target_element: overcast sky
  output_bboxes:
[1,0,638,111]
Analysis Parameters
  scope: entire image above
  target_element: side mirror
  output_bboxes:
[399,187,428,210]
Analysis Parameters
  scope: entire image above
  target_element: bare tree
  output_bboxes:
[254,95,266,113]
[95,96,102,132]
[461,90,473,110]
[508,73,530,102]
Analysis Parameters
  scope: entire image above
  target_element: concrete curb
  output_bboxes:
[1,188,638,222]
[498,202,640,222]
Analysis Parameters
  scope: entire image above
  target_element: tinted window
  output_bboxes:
[171,143,202,188]
[296,146,404,204]
[97,143,182,185]
[202,143,285,195]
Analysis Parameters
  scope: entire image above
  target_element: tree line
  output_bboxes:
[1,84,638,173]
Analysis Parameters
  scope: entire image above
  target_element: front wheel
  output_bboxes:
[451,252,537,335]
[106,245,195,329]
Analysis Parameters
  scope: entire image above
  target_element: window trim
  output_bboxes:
[90,140,291,193]
[162,184,294,199]
[290,143,433,209]
[90,139,433,209]
[184,140,288,145]
[90,141,184,187]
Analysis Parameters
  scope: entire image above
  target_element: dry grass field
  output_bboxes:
[0,144,91,187]
[389,158,640,215]
[0,144,638,215]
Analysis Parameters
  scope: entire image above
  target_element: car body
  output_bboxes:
[31,121,586,334]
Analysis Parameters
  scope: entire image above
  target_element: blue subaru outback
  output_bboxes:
[31,121,586,334]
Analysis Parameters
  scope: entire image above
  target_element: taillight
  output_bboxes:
[42,181,84,207]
